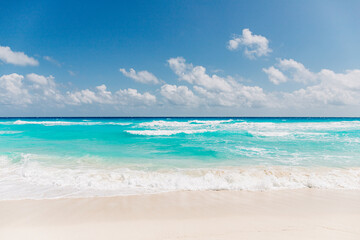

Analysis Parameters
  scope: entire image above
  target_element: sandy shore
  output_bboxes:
[1,189,360,240]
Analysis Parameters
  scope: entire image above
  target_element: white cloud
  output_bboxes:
[26,73,64,103]
[279,59,316,84]
[262,66,287,85]
[262,59,360,107]
[67,88,110,105]
[0,73,64,106]
[167,57,271,108]
[193,84,270,108]
[0,46,38,66]
[67,85,156,106]
[227,29,271,59]
[165,57,360,110]
[264,59,317,85]
[0,73,156,109]
[0,73,31,105]
[27,73,53,85]
[285,69,360,106]
[120,68,160,84]
[168,57,232,92]
[160,84,199,106]
[3,57,360,115]
[116,88,156,105]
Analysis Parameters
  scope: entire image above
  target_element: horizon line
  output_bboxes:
[1,116,360,118]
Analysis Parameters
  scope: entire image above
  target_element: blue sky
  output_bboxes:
[1,0,360,116]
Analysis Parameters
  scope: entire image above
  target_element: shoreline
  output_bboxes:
[1,189,360,239]
[2,164,360,200]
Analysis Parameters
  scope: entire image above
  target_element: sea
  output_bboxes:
[1,117,360,200]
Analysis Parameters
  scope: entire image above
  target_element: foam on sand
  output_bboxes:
[1,154,360,200]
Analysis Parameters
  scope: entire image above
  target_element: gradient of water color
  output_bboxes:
[1,117,360,199]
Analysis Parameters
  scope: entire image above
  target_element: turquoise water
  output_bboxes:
[1,117,360,199]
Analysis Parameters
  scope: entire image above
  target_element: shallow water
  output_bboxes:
[1,117,360,199]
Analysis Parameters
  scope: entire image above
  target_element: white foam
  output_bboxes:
[0,131,23,135]
[249,131,290,137]
[133,120,360,138]
[1,154,360,200]
[133,120,235,137]
[230,121,360,132]
[126,129,213,136]
[189,119,234,124]
[139,120,192,127]
[6,120,131,126]
[138,119,233,128]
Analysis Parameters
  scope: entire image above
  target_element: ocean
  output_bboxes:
[1,117,360,199]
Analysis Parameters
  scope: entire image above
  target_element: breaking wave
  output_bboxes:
[1,154,360,200]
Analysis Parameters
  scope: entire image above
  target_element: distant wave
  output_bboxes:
[0,120,131,126]
[129,119,360,138]
[2,118,360,200]
[230,121,360,132]
[1,154,360,200]
[138,119,234,128]
[126,129,214,136]
[0,131,23,135]
[136,119,360,132]
[249,131,291,137]
[139,120,191,127]
[189,119,234,124]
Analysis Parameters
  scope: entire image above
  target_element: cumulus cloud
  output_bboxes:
[0,73,156,108]
[27,73,54,85]
[3,56,360,114]
[160,84,199,106]
[285,69,360,106]
[168,57,232,92]
[67,85,113,105]
[262,59,360,107]
[264,59,318,85]
[116,88,156,105]
[67,84,156,106]
[0,73,32,105]
[167,57,360,109]
[227,29,271,59]
[167,57,271,108]
[120,68,160,84]
[262,66,287,85]
[0,46,38,66]
[279,59,316,84]
[26,73,63,102]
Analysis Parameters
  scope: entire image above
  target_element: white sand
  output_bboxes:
[1,189,360,240]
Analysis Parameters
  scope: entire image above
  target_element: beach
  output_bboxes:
[2,0,360,238]
[1,118,360,239]
[1,189,360,240]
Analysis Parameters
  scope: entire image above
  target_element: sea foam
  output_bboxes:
[126,129,214,136]
[1,154,359,200]
[1,118,360,200]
